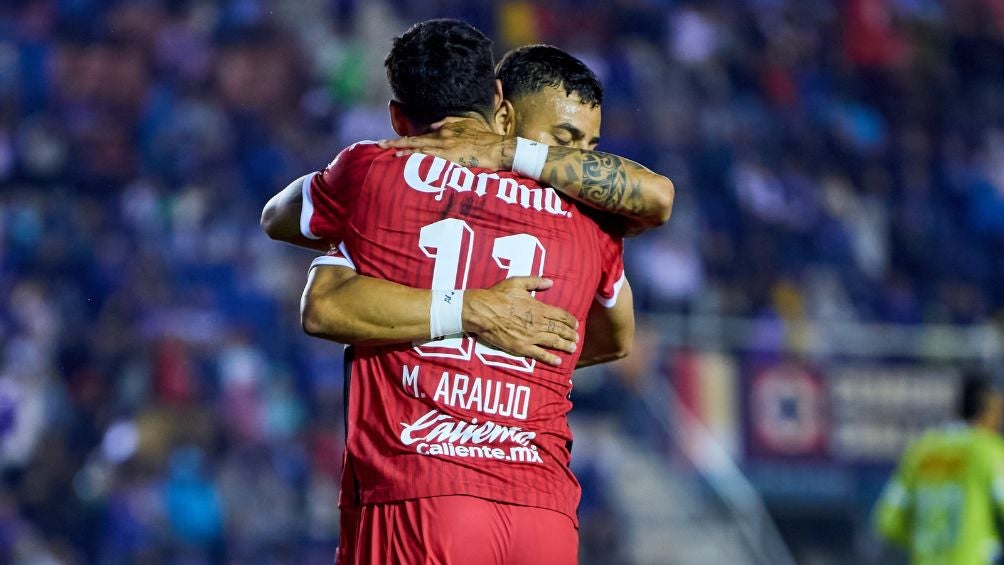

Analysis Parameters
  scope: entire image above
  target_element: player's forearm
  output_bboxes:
[575,326,632,368]
[544,147,673,230]
[379,124,673,231]
[575,283,635,368]
[576,349,629,369]
[873,478,914,548]
[302,273,430,345]
[262,176,328,251]
[502,141,675,231]
[300,267,497,346]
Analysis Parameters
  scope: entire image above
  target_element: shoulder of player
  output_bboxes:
[903,429,939,459]
[911,425,988,459]
[326,140,388,169]
[970,427,1004,452]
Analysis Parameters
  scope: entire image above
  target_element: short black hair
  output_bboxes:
[384,19,497,125]
[496,44,603,108]
[959,371,993,421]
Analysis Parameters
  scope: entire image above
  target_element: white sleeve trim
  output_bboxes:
[300,172,320,240]
[993,477,1004,503]
[348,140,379,148]
[309,243,357,271]
[883,481,910,508]
[595,271,627,308]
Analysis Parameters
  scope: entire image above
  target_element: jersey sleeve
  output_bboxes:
[594,233,626,308]
[309,242,357,271]
[874,441,917,548]
[986,437,1004,519]
[300,141,381,243]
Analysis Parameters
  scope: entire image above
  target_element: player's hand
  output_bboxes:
[462,277,579,367]
[378,118,516,171]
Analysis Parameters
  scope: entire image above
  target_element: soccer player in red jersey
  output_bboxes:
[263,45,672,368]
[380,43,665,368]
[263,22,674,564]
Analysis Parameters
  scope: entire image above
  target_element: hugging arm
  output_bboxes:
[261,174,329,251]
[576,280,635,368]
[537,147,673,231]
[301,265,579,366]
[265,143,632,368]
[380,120,675,233]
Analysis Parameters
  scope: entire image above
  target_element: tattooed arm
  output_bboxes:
[533,146,673,229]
[380,119,675,232]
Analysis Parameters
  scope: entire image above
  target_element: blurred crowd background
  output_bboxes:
[2,0,1004,563]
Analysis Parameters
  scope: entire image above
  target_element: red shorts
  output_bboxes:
[335,496,577,565]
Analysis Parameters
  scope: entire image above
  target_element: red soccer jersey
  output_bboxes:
[301,142,625,524]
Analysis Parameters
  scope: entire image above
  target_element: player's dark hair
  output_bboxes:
[496,44,603,108]
[384,19,497,125]
[959,371,993,421]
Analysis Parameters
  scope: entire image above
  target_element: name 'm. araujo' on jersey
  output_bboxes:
[301,141,625,524]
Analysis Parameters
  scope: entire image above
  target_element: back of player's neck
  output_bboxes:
[417,112,490,134]
[456,110,489,124]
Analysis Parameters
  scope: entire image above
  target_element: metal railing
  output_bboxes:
[646,314,1002,360]
[641,375,799,565]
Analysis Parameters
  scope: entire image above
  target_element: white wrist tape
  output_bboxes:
[430,290,464,338]
[512,137,548,180]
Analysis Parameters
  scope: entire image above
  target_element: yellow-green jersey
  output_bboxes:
[874,423,1004,565]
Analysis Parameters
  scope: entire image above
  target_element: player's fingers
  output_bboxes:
[430,116,470,131]
[535,304,578,336]
[525,346,562,367]
[380,138,409,149]
[542,306,579,332]
[545,321,579,344]
[382,136,441,149]
[503,276,553,291]
[538,332,576,354]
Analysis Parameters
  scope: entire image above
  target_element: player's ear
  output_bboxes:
[388,101,414,136]
[493,79,504,111]
[493,99,515,136]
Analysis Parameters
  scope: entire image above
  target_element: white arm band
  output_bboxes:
[430,290,464,338]
[512,137,548,180]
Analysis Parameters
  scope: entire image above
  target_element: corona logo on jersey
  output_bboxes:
[403,153,571,217]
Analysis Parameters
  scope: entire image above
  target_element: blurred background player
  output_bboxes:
[874,372,1004,565]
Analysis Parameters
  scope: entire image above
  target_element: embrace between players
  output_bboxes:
[261,19,674,565]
